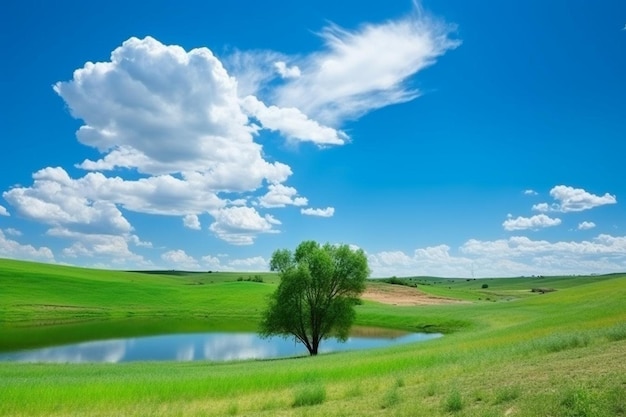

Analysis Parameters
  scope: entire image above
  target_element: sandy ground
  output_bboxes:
[362,283,462,306]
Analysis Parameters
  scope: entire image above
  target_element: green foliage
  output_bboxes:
[443,389,464,412]
[380,387,401,409]
[260,241,370,355]
[493,386,519,404]
[481,283,489,289]
[292,383,326,407]
[380,276,418,287]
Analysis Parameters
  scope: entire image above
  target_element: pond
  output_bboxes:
[0,328,442,363]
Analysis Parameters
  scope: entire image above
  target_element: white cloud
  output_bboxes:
[241,95,347,146]
[301,207,335,217]
[0,230,55,262]
[578,221,596,230]
[229,256,268,271]
[503,214,562,231]
[161,249,200,270]
[4,167,132,235]
[369,234,626,278]
[461,234,626,258]
[209,206,279,245]
[270,7,460,125]
[0,205,9,216]
[4,228,22,236]
[55,37,292,186]
[369,245,473,278]
[48,227,146,265]
[532,202,551,212]
[200,254,268,272]
[274,61,301,79]
[524,189,538,196]
[183,214,201,230]
[128,234,152,248]
[258,184,308,208]
[550,185,617,212]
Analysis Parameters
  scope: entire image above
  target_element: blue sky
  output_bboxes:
[1,1,625,277]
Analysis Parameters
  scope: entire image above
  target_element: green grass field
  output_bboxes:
[1,258,625,416]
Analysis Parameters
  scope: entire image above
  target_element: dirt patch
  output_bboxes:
[362,283,463,306]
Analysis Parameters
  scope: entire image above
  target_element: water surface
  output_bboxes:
[0,329,441,363]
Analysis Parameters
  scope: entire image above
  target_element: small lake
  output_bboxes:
[0,329,441,363]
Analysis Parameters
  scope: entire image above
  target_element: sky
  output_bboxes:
[1,1,625,277]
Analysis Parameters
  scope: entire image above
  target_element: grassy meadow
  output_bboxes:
[1,258,625,416]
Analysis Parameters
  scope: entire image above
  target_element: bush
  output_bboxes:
[481,283,489,289]
[293,383,326,407]
[380,387,400,409]
[444,389,464,413]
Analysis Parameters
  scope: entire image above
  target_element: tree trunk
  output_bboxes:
[309,339,319,356]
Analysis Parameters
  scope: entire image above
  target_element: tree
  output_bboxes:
[260,241,370,356]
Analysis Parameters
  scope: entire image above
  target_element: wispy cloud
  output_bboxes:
[230,4,460,126]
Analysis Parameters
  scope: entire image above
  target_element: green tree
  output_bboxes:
[260,241,370,356]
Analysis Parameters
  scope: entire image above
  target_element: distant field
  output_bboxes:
[1,258,625,416]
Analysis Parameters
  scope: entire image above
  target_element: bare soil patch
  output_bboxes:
[362,283,462,306]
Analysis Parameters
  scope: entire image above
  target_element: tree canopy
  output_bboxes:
[260,241,370,356]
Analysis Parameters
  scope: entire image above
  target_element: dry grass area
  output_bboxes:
[362,282,462,306]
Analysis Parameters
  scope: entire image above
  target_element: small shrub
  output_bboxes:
[494,386,519,404]
[380,387,400,409]
[560,387,598,417]
[293,383,326,408]
[605,323,626,341]
[425,382,437,397]
[481,283,489,289]
[539,333,590,353]
[444,389,464,413]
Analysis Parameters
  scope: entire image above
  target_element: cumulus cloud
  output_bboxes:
[301,207,335,217]
[4,167,132,235]
[183,214,201,230]
[549,185,617,212]
[0,230,55,262]
[209,206,279,245]
[524,189,538,196]
[258,184,308,208]
[199,253,269,272]
[532,203,551,212]
[48,227,147,265]
[503,214,562,231]
[5,37,305,248]
[461,234,626,259]
[369,234,626,278]
[229,256,268,271]
[578,221,596,230]
[161,249,200,270]
[0,205,9,216]
[241,95,347,146]
[368,245,473,277]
